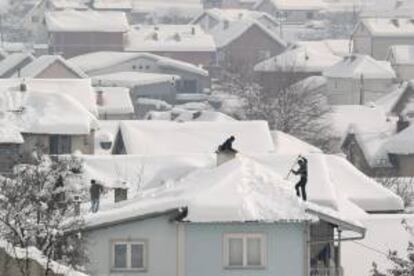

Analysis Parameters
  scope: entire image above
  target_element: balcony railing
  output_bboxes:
[310,267,343,276]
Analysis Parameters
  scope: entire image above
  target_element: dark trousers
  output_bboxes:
[295,178,307,201]
[91,198,100,213]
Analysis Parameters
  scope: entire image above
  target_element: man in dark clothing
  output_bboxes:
[291,157,308,201]
[90,179,103,213]
[217,136,237,153]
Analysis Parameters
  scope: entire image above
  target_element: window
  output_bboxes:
[177,80,198,93]
[112,241,147,271]
[49,135,72,155]
[224,233,266,269]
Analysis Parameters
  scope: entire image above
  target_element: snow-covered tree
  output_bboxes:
[0,153,88,275]
[214,71,334,151]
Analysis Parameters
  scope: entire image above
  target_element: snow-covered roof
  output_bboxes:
[0,53,34,77]
[323,54,396,79]
[49,0,88,10]
[45,10,130,33]
[95,87,134,115]
[92,72,178,88]
[384,123,414,154]
[16,55,88,78]
[0,240,88,276]
[118,120,275,155]
[130,0,203,17]
[0,78,98,116]
[0,49,7,60]
[0,123,24,144]
[93,0,132,10]
[0,87,98,135]
[295,39,351,57]
[387,45,414,65]
[125,25,216,53]
[254,46,341,73]
[69,51,208,76]
[199,9,285,49]
[358,18,414,37]
[266,0,326,11]
[147,109,235,122]
[271,130,322,155]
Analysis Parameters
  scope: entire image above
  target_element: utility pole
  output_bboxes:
[0,14,4,47]
[359,74,365,105]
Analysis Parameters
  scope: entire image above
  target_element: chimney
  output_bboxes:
[397,115,410,132]
[216,136,237,166]
[395,0,404,9]
[20,82,27,92]
[96,89,104,106]
[191,26,196,35]
[114,181,128,203]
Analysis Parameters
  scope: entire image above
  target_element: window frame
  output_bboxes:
[223,233,267,270]
[111,240,148,272]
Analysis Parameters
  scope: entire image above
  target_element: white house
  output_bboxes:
[352,18,414,60]
[386,45,414,81]
[94,87,135,120]
[323,54,397,105]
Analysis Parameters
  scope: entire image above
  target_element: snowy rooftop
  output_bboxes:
[254,46,341,73]
[69,51,208,76]
[95,87,134,115]
[125,25,216,53]
[387,45,414,65]
[49,0,89,10]
[294,39,351,57]
[130,0,203,17]
[45,10,130,33]
[271,130,322,155]
[118,120,275,155]
[359,18,414,37]
[91,72,178,88]
[384,123,414,154]
[0,78,98,116]
[93,0,132,10]
[0,53,34,77]
[146,109,236,122]
[16,55,88,78]
[323,54,396,79]
[263,0,326,11]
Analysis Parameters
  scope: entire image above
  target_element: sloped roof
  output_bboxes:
[118,120,275,155]
[323,54,396,79]
[93,0,132,10]
[384,123,414,154]
[359,18,414,37]
[125,25,216,53]
[45,10,129,33]
[0,53,34,77]
[16,55,88,78]
[255,46,341,73]
[268,0,326,11]
[91,72,178,88]
[49,0,89,10]
[69,51,208,76]
[295,39,351,57]
[95,87,134,115]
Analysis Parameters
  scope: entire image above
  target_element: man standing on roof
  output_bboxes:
[217,136,237,153]
[291,157,308,201]
[90,179,103,213]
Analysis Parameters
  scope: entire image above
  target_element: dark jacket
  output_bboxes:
[292,160,308,179]
[90,183,103,200]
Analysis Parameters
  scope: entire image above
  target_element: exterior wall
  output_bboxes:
[393,64,414,81]
[326,77,394,105]
[35,60,83,78]
[372,37,414,60]
[84,215,178,276]
[256,71,319,92]
[395,154,414,177]
[0,144,21,173]
[130,81,177,108]
[352,24,372,57]
[152,51,216,68]
[98,112,135,120]
[185,222,306,276]
[342,135,374,177]
[283,10,318,24]
[219,24,285,71]
[49,32,125,58]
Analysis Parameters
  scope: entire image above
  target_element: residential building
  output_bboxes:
[352,18,414,60]
[192,9,286,70]
[46,10,129,58]
[386,45,414,81]
[0,53,35,78]
[95,87,135,120]
[323,54,397,105]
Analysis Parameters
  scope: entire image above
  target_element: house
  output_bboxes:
[81,154,365,276]
[323,54,397,105]
[68,51,210,95]
[48,0,89,10]
[0,49,7,61]
[0,84,98,172]
[386,45,414,81]
[125,25,216,67]
[91,72,179,105]
[192,9,286,70]
[254,0,326,25]
[254,45,341,91]
[95,87,135,120]
[46,10,129,58]
[294,39,352,57]
[375,81,414,118]
[352,18,414,60]
[0,53,35,78]
[202,0,259,9]
[15,55,88,79]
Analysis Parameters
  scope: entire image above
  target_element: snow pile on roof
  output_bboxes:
[268,0,326,11]
[271,130,322,155]
[69,51,208,76]
[92,72,178,88]
[119,120,275,155]
[388,45,414,65]
[359,18,414,37]
[93,0,132,10]
[16,55,88,78]
[0,78,98,115]
[49,0,89,10]
[0,87,98,135]
[254,46,341,72]
[0,53,34,77]
[323,54,396,79]
[125,25,216,53]
[95,87,134,115]
[384,123,414,154]
[295,39,351,57]
[0,239,89,276]
[45,10,129,32]
[201,9,285,49]
[0,122,24,144]
[146,109,235,122]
